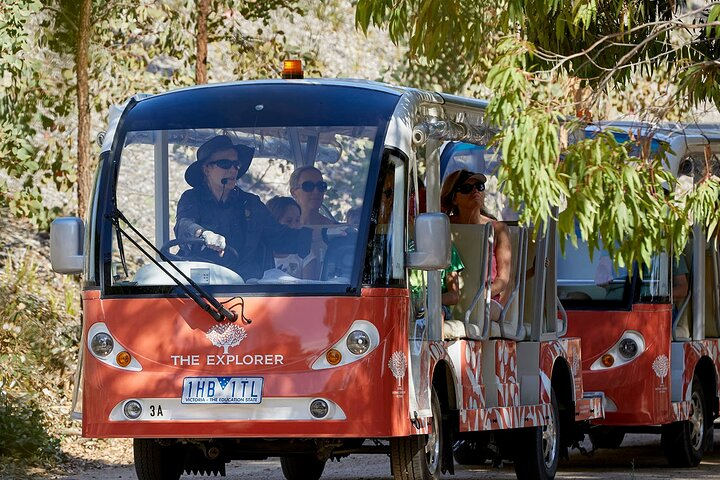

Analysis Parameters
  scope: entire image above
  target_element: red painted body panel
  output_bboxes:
[566,304,675,425]
[81,288,603,439]
[81,288,413,438]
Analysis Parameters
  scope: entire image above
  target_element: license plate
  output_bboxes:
[181,376,263,404]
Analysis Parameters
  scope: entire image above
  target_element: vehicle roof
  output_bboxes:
[101,79,489,153]
[587,120,720,143]
[142,78,409,99]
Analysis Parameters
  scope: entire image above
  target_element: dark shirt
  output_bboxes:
[174,185,312,280]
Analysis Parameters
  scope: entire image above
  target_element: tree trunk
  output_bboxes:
[76,0,92,219]
[196,0,209,84]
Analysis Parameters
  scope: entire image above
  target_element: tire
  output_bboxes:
[280,454,326,480]
[390,388,442,480]
[133,438,183,480]
[589,427,625,449]
[452,439,487,465]
[661,378,711,467]
[513,390,560,480]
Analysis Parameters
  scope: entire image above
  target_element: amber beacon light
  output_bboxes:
[282,59,304,79]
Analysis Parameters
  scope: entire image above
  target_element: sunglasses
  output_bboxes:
[383,188,394,199]
[456,182,485,194]
[208,159,241,170]
[298,180,328,193]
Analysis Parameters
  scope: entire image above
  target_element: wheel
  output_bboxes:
[513,390,560,480]
[589,427,625,449]
[452,439,487,465]
[280,454,326,480]
[133,438,183,480]
[390,387,442,480]
[159,237,239,263]
[661,377,711,467]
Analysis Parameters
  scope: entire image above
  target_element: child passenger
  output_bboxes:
[267,196,317,278]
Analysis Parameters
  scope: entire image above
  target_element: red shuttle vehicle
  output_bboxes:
[560,122,720,466]
[51,69,602,480]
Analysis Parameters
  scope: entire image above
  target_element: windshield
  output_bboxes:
[557,234,633,309]
[109,123,379,294]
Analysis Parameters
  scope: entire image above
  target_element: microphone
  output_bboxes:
[219,178,229,202]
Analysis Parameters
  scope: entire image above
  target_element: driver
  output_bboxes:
[174,135,315,280]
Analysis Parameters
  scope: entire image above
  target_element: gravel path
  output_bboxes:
[47,431,720,480]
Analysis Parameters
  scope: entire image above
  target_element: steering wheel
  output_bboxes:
[160,238,239,263]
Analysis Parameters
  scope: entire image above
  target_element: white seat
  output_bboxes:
[491,225,527,339]
[444,223,493,340]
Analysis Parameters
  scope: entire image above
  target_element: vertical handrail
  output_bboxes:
[498,226,528,340]
[464,223,494,340]
[712,236,720,337]
[692,224,705,341]
[530,223,549,341]
[556,296,568,337]
[153,130,169,254]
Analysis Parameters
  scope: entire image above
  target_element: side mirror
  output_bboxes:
[50,217,85,274]
[407,213,450,270]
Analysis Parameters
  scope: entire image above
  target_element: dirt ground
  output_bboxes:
[26,430,720,480]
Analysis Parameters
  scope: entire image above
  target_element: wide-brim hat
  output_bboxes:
[185,135,255,187]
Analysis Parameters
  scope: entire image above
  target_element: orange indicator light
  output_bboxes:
[326,349,342,365]
[116,351,132,367]
[282,59,304,79]
[601,354,614,368]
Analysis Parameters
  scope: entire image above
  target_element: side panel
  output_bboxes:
[672,340,720,421]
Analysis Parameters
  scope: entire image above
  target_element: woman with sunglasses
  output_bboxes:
[440,169,512,307]
[289,166,338,226]
[175,135,315,280]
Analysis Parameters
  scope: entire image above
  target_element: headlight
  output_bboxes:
[346,330,371,355]
[618,338,638,359]
[590,330,645,370]
[91,332,114,357]
[311,320,380,370]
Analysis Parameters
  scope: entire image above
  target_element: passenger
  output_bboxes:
[290,166,337,226]
[345,207,362,226]
[267,196,317,279]
[441,245,464,320]
[174,135,314,280]
[407,176,463,320]
[289,165,339,278]
[441,169,512,307]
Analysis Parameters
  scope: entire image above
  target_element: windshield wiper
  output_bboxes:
[108,209,240,323]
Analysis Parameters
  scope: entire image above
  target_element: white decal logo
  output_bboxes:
[389,351,407,393]
[652,354,669,384]
[206,324,247,354]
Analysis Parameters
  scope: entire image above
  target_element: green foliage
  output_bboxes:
[0,393,61,463]
[2,0,312,226]
[559,133,686,268]
[0,1,75,227]
[677,4,720,109]
[0,250,79,465]
[484,41,710,267]
[358,0,500,59]
[686,161,720,237]
[503,0,679,82]
[359,0,720,269]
